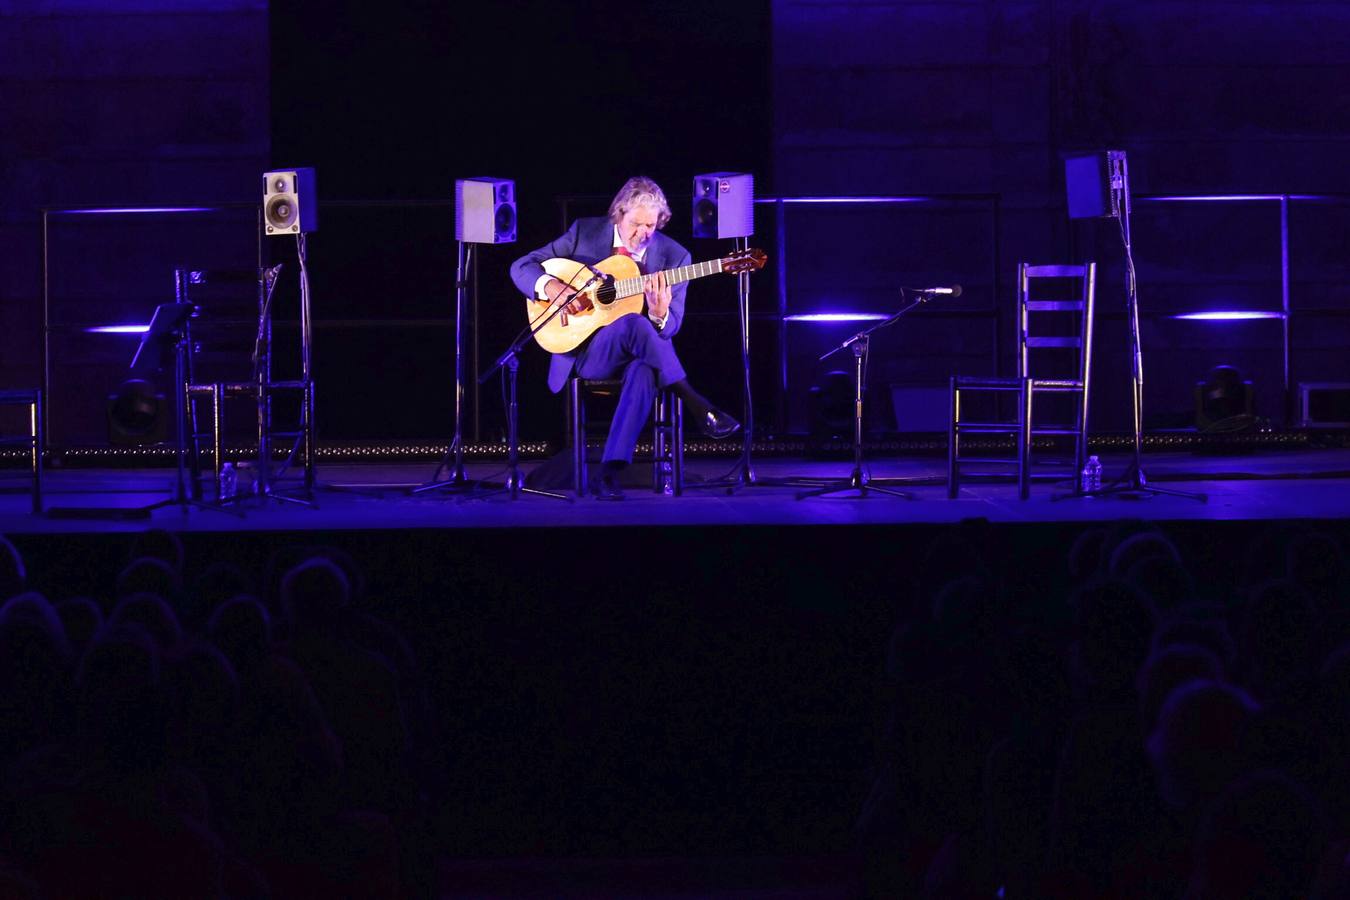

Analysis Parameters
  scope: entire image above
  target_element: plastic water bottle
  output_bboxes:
[220,462,237,500]
[1081,454,1102,494]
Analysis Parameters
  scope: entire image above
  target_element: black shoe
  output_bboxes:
[594,470,626,501]
[701,408,741,440]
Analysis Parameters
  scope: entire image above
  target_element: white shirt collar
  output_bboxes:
[612,225,648,263]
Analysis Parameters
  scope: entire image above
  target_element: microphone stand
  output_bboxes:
[234,263,285,508]
[795,292,935,500]
[467,274,604,502]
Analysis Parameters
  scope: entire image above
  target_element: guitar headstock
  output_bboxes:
[721,248,768,274]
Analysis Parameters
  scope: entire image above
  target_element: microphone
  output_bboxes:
[584,263,615,297]
[916,284,962,297]
[263,263,284,282]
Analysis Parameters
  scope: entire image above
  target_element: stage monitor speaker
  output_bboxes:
[263,168,317,235]
[455,178,516,243]
[106,378,168,446]
[692,172,754,239]
[1299,382,1350,428]
[1064,151,1128,220]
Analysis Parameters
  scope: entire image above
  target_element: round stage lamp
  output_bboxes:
[1195,365,1254,432]
[107,378,168,446]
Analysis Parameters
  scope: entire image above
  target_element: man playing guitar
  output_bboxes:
[510,176,741,500]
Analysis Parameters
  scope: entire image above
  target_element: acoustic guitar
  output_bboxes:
[524,247,767,354]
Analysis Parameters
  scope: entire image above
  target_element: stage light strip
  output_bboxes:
[1170,311,1286,321]
[771,197,930,204]
[1141,195,1284,202]
[783,313,891,323]
[85,325,150,333]
[56,206,219,215]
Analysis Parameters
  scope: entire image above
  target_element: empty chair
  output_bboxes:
[948,263,1096,500]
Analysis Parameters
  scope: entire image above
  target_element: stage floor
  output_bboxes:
[4,445,1349,535]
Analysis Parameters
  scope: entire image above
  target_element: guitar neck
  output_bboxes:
[613,258,724,298]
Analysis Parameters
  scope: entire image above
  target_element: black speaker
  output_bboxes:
[692,172,754,239]
[1064,151,1128,219]
[106,378,168,446]
[263,168,318,235]
[455,178,516,243]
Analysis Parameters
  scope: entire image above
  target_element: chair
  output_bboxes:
[0,390,42,514]
[167,264,318,501]
[568,376,683,499]
[186,379,314,500]
[948,262,1096,499]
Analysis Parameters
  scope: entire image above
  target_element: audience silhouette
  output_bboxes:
[861,522,1350,899]
[0,533,427,896]
[0,519,1346,897]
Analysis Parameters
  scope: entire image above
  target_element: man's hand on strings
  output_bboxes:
[546,278,591,315]
[643,271,671,320]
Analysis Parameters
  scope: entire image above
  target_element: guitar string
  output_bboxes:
[612,257,726,299]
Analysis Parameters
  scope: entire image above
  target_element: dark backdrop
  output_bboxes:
[268,0,774,444]
[12,2,1349,447]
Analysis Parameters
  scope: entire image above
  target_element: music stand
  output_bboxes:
[131,302,240,516]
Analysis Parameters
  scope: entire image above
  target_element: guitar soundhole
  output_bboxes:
[595,283,617,305]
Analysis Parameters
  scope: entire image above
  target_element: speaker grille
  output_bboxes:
[265,195,297,230]
[495,203,516,240]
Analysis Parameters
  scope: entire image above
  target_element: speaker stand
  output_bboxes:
[414,240,477,496]
[685,236,758,494]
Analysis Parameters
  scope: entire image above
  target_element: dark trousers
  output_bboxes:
[573,313,687,464]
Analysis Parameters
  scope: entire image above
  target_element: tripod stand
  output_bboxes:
[414,240,478,496]
[686,235,757,493]
[469,271,603,502]
[796,295,931,500]
[475,344,569,502]
[1070,152,1205,503]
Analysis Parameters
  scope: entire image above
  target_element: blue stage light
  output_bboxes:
[1170,311,1284,321]
[784,313,890,323]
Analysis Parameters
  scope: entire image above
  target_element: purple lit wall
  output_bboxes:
[5,1,1349,444]
[772,1,1350,431]
[0,0,268,442]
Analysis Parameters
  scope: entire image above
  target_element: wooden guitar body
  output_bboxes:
[525,254,645,355]
[522,247,767,354]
